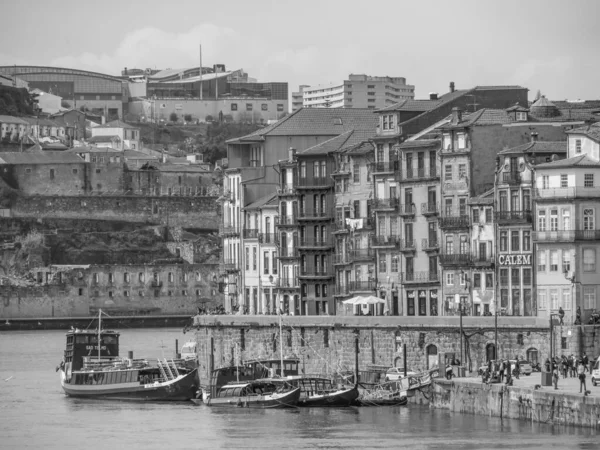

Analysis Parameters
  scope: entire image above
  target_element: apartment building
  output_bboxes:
[332,141,377,315]
[302,74,414,110]
[533,123,600,324]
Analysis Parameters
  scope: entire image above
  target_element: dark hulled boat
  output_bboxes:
[203,380,300,408]
[57,312,199,401]
[277,376,359,407]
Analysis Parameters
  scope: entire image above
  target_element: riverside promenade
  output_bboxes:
[426,371,600,429]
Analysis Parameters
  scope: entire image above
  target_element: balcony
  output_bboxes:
[401,167,439,182]
[223,259,240,272]
[472,254,494,267]
[421,238,440,252]
[333,253,351,265]
[439,214,470,229]
[349,248,375,262]
[242,228,259,239]
[369,161,399,174]
[276,278,299,289]
[371,234,401,248]
[297,177,334,189]
[535,187,600,200]
[348,281,377,293]
[533,229,600,242]
[501,172,521,185]
[259,233,278,244]
[298,209,332,220]
[495,210,532,224]
[401,271,439,283]
[421,202,439,216]
[334,217,374,233]
[334,284,350,296]
[398,203,416,217]
[299,237,333,248]
[277,186,296,196]
[299,267,334,278]
[332,163,351,177]
[399,239,417,253]
[221,226,240,237]
[279,215,297,226]
[279,247,299,258]
[439,254,472,267]
[373,198,399,211]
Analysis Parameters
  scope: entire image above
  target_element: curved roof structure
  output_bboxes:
[0,66,121,82]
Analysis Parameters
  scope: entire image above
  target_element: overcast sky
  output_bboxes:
[2,0,599,100]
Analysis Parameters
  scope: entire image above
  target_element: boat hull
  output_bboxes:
[206,387,301,408]
[60,368,199,402]
[299,386,359,407]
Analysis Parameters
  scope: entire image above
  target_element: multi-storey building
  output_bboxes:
[533,122,600,324]
[292,85,309,112]
[302,74,415,110]
[332,141,377,315]
[241,193,279,314]
[222,108,376,313]
[495,137,566,317]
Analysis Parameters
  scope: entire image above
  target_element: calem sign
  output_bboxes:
[497,254,532,266]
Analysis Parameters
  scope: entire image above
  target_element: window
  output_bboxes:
[50,169,55,180]
[472,208,480,224]
[511,268,520,285]
[264,252,270,275]
[72,168,78,174]
[562,209,571,230]
[168,272,174,283]
[445,235,454,254]
[444,165,452,180]
[485,273,493,289]
[459,272,466,286]
[277,104,284,112]
[459,235,468,254]
[391,255,399,273]
[583,248,596,272]
[353,164,360,183]
[446,273,454,286]
[511,231,520,251]
[124,272,130,283]
[272,251,277,274]
[560,174,568,188]
[231,103,238,111]
[523,268,532,285]
[550,209,558,231]
[562,251,571,273]
[245,247,250,270]
[575,139,582,153]
[542,175,549,189]
[585,174,594,187]
[583,208,595,230]
[261,104,268,111]
[458,164,466,179]
[253,247,257,271]
[485,208,492,223]
[562,289,571,310]
[457,134,466,149]
[550,289,559,310]
[315,284,320,297]
[124,290,130,298]
[584,287,596,310]
[379,254,387,273]
[550,250,559,271]
[473,273,481,288]
[376,144,384,162]
[523,230,531,251]
[538,290,547,309]
[538,210,546,231]
[500,231,508,252]
[537,250,546,272]
[246,103,253,111]
[517,112,527,121]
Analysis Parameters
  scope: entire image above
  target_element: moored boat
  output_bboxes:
[57,310,199,401]
[357,381,408,406]
[203,380,301,408]
[268,376,359,407]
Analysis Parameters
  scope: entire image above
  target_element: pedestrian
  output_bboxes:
[558,307,565,325]
[553,361,559,390]
[562,356,568,379]
[578,361,587,394]
[498,359,505,383]
[445,363,453,380]
[583,353,589,373]
[505,359,512,385]
[514,358,520,380]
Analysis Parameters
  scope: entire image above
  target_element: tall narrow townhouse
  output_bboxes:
[436,103,590,317]
[534,122,600,325]
[332,141,377,316]
[222,108,376,314]
[241,193,279,314]
[394,139,441,317]
[495,137,566,317]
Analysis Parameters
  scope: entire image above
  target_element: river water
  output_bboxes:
[1,327,598,450]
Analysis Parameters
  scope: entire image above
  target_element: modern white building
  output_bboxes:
[301,74,415,110]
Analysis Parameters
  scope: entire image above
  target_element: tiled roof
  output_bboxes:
[342,140,374,155]
[469,188,494,204]
[535,154,600,169]
[88,135,121,143]
[244,192,278,210]
[67,146,122,154]
[498,141,567,155]
[0,152,84,164]
[565,123,600,142]
[157,164,210,173]
[376,90,470,113]
[300,130,355,156]
[0,115,29,124]
[98,119,139,129]
[440,109,512,129]
[397,139,440,150]
[475,85,527,91]
[124,150,158,160]
[506,103,529,112]
[228,108,377,143]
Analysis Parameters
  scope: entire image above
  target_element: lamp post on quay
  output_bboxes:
[456,270,471,372]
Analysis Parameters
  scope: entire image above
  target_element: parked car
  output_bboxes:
[508,360,532,376]
[385,367,416,381]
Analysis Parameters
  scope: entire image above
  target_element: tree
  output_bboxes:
[169,112,178,123]
[184,114,192,123]
[534,90,542,102]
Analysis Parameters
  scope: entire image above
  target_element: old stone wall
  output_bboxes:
[192,315,553,385]
[10,195,220,229]
[0,285,89,318]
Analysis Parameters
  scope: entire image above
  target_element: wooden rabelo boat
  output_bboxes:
[356,380,408,406]
[203,380,300,408]
[272,376,358,407]
[57,311,199,401]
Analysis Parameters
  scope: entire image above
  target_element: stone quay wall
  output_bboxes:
[192,315,553,386]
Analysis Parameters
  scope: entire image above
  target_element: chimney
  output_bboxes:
[429,92,438,100]
[495,156,500,171]
[449,81,455,93]
[531,132,538,142]
[451,107,462,125]
[288,147,296,162]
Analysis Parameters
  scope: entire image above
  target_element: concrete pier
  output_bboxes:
[424,374,600,429]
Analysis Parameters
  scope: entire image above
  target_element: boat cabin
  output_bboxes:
[64,329,120,371]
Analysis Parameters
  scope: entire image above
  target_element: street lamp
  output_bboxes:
[457,270,471,370]
[549,312,560,364]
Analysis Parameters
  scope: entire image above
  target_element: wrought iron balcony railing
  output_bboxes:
[401,271,439,283]
[495,210,532,224]
[242,228,259,239]
[421,202,439,215]
[348,281,377,292]
[421,238,440,251]
[439,253,472,266]
[369,161,399,173]
[371,234,401,247]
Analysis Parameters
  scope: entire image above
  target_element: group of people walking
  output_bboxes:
[481,357,522,385]
[546,353,592,394]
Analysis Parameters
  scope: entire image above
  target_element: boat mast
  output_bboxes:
[98,309,101,361]
[279,312,285,378]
